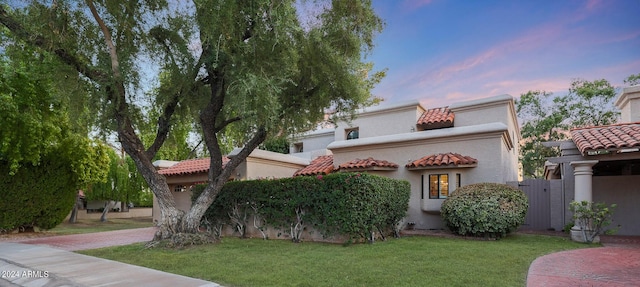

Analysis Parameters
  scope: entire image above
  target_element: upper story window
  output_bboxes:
[174,185,186,193]
[293,142,303,153]
[346,128,359,140]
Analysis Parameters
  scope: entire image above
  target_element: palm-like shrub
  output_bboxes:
[441,183,528,239]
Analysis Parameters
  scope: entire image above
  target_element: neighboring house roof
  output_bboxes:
[158,157,230,176]
[293,155,335,176]
[406,153,478,170]
[571,122,640,155]
[417,106,454,129]
[338,157,399,171]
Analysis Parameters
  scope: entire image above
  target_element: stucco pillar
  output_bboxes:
[570,160,598,202]
[569,160,598,242]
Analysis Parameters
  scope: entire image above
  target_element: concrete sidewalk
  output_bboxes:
[0,242,221,287]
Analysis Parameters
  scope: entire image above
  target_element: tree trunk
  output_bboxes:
[100,200,110,222]
[68,192,81,224]
[179,179,226,234]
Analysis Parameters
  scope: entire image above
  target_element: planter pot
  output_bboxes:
[570,226,600,243]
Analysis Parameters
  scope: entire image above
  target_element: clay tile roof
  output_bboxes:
[294,155,335,176]
[571,122,640,155]
[158,157,230,176]
[338,157,399,171]
[417,106,455,129]
[406,153,478,169]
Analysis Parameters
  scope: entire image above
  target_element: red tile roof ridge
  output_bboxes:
[338,157,399,169]
[570,121,640,131]
[406,152,478,168]
[570,122,640,154]
[158,157,230,176]
[293,155,335,176]
[417,106,455,128]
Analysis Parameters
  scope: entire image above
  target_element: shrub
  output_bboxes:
[194,173,411,243]
[0,155,77,232]
[569,201,616,243]
[441,183,528,239]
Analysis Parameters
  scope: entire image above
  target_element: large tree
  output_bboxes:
[0,1,384,240]
[517,78,619,178]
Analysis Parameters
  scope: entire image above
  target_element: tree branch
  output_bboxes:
[213,116,242,133]
[145,93,179,159]
[0,6,107,82]
[86,0,121,80]
[145,50,207,159]
[219,126,267,181]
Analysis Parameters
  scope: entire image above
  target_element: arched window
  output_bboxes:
[346,128,359,140]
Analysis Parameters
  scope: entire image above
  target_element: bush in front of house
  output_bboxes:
[441,182,528,239]
[0,156,77,232]
[193,173,411,243]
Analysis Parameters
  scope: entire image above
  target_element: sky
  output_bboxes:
[367,0,640,107]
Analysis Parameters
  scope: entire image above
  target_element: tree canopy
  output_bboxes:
[624,73,640,86]
[0,1,385,240]
[0,50,110,231]
[516,78,619,178]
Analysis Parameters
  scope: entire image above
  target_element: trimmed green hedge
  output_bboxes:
[0,155,77,232]
[441,183,528,239]
[194,173,410,243]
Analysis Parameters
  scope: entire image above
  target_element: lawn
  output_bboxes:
[79,233,588,287]
[47,217,154,235]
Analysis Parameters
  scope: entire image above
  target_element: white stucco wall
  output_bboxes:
[289,129,335,155]
[615,85,640,123]
[334,100,424,141]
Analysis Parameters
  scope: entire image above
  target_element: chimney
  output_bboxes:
[615,85,640,123]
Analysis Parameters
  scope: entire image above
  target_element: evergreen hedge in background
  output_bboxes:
[0,154,76,232]
[193,173,410,243]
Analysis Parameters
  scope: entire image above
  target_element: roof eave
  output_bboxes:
[339,166,398,172]
[406,163,478,170]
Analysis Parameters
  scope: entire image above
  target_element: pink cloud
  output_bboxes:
[585,0,603,10]
[372,1,638,106]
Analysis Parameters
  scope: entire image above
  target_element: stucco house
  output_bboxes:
[545,86,640,237]
[152,148,309,222]
[290,94,522,230]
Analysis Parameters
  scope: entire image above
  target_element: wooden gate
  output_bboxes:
[507,179,551,230]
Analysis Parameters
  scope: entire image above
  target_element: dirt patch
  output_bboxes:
[0,231,54,241]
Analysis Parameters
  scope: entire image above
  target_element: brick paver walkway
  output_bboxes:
[8,227,157,251]
[527,236,640,287]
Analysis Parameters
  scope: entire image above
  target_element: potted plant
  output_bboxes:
[569,201,616,243]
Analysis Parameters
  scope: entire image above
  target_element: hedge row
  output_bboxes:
[194,173,410,243]
[0,155,76,232]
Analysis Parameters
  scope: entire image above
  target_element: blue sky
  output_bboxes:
[367,0,640,107]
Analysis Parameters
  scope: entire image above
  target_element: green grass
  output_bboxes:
[47,217,153,235]
[79,233,588,287]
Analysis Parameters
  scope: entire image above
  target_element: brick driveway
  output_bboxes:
[7,227,157,251]
[527,236,640,287]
